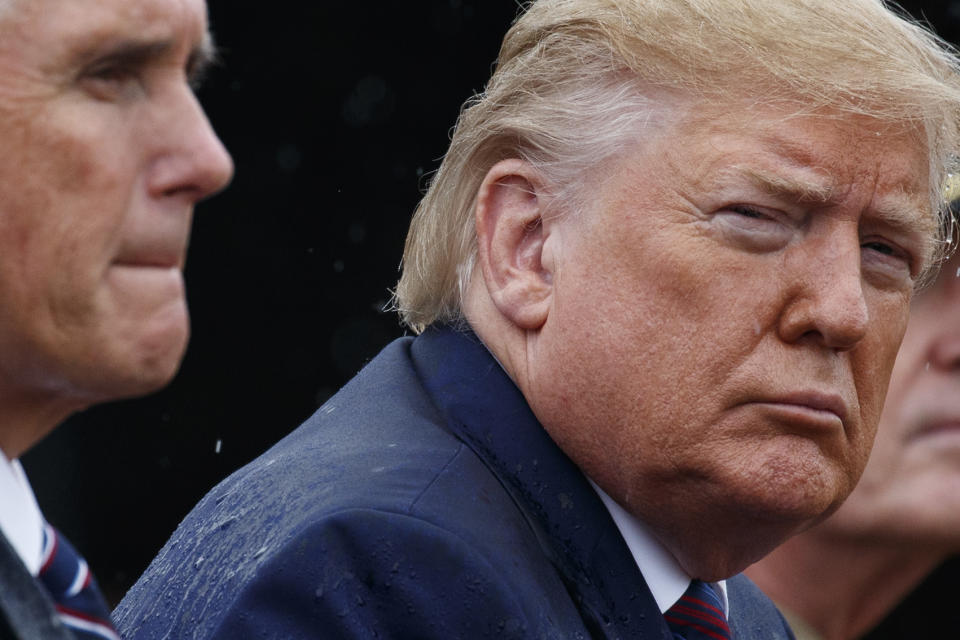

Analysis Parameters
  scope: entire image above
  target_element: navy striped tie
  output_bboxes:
[664,579,731,640]
[36,524,120,640]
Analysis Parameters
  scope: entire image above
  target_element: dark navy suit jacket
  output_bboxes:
[114,326,794,639]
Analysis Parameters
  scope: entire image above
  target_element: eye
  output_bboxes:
[861,237,914,286]
[861,238,910,263]
[79,61,144,101]
[729,205,768,220]
[862,240,897,256]
[712,204,794,253]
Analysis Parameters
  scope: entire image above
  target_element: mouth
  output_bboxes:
[748,391,848,431]
[113,261,181,271]
[914,420,960,439]
[112,250,185,271]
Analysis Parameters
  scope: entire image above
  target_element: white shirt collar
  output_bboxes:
[0,453,45,575]
[590,480,728,616]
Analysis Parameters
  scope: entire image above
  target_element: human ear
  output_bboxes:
[474,159,554,330]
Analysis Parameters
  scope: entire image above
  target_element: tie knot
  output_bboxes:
[664,579,731,640]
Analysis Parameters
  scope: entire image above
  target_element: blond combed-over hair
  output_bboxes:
[394,0,960,333]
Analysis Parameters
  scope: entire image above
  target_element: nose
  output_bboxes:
[778,239,870,351]
[148,86,234,202]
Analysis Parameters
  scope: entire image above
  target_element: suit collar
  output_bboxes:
[411,324,671,639]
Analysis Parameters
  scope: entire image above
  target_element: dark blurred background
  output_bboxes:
[19,0,960,635]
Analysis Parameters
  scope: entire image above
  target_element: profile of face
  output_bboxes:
[0,0,233,420]
[505,100,932,575]
[817,248,960,546]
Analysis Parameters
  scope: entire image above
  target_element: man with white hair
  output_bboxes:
[116,1,960,638]
[0,0,233,638]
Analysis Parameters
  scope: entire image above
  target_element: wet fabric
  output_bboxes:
[114,325,794,640]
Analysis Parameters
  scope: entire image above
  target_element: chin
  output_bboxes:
[137,328,189,387]
[132,349,186,393]
[100,309,190,399]
[724,445,852,526]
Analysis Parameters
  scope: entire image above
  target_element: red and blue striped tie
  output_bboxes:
[37,524,121,640]
[664,579,732,640]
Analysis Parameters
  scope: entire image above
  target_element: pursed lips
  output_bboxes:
[912,414,960,440]
[113,256,184,269]
[902,390,960,441]
[112,242,187,270]
[112,214,193,270]
[748,390,849,429]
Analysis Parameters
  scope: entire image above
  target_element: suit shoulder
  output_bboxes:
[116,505,586,640]
[114,337,567,638]
[197,335,463,524]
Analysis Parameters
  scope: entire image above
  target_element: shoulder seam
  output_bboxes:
[406,442,467,514]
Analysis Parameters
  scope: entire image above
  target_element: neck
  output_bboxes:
[746,529,945,640]
[0,386,84,459]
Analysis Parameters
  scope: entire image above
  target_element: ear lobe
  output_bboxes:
[475,159,554,330]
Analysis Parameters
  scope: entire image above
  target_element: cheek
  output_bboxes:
[0,124,129,324]
[539,237,768,471]
[30,111,129,242]
[845,298,910,477]
[855,298,909,419]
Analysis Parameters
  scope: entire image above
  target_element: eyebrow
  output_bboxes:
[739,164,930,228]
[732,163,937,266]
[736,164,835,204]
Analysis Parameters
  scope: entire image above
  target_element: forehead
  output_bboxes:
[0,0,209,55]
[678,103,930,189]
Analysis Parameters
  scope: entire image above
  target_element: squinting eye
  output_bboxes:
[91,65,132,81]
[861,238,915,286]
[713,204,793,254]
[730,205,767,219]
[862,241,897,256]
[861,239,912,264]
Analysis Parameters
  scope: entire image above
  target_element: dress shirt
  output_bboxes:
[0,453,45,575]
[592,481,729,616]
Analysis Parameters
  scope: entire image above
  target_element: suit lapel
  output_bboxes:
[412,325,672,640]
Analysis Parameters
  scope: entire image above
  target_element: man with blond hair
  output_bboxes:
[0,0,233,638]
[117,1,960,638]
